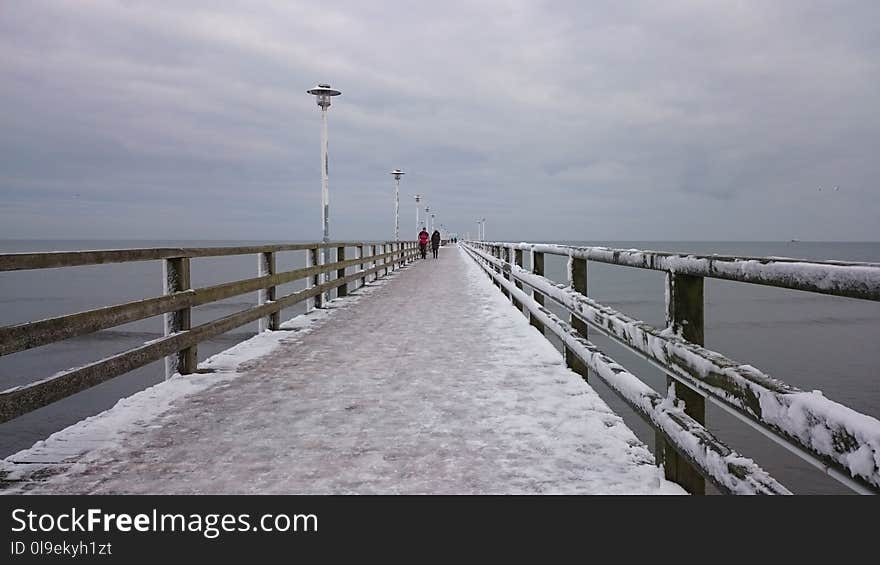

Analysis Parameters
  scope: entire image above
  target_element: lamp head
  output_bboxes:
[307,83,342,109]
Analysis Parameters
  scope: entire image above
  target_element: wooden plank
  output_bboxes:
[337,246,347,297]
[565,256,590,381]
[530,250,545,335]
[660,272,706,494]
[483,242,880,302]
[163,257,196,377]
[258,251,280,332]
[0,242,380,272]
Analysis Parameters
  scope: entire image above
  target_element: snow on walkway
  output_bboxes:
[2,246,683,494]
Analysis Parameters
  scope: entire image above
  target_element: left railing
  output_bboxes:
[0,241,419,423]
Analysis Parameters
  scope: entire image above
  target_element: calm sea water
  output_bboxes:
[1,239,878,494]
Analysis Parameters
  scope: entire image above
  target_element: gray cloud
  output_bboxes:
[1,0,878,241]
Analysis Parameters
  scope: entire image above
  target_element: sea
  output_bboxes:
[1,239,878,494]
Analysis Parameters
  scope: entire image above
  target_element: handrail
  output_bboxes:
[479,241,880,301]
[0,241,399,272]
[462,244,789,494]
[0,241,419,423]
[0,251,400,357]
[462,241,880,494]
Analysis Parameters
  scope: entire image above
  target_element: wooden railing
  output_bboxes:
[462,241,880,495]
[0,241,418,424]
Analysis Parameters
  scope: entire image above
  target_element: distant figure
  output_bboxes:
[418,228,429,259]
[431,230,441,259]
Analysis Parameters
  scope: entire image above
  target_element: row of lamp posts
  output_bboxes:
[307,83,454,305]
[307,83,447,247]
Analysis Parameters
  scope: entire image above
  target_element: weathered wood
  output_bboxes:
[461,244,790,495]
[467,242,880,493]
[163,257,196,378]
[337,246,348,297]
[513,249,524,312]
[258,251,280,332]
[2,249,408,358]
[498,246,510,298]
[311,247,324,309]
[659,273,706,494]
[358,245,366,288]
[530,250,545,335]
[0,242,381,272]
[479,242,880,302]
[565,256,589,381]
[0,255,410,424]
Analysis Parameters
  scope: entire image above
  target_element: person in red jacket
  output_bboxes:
[418,228,429,259]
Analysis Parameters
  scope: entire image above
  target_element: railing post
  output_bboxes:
[163,257,196,378]
[258,251,280,331]
[658,272,706,494]
[499,246,510,298]
[336,246,347,297]
[565,255,589,380]
[513,249,524,312]
[384,243,390,276]
[311,246,324,309]
[529,250,545,335]
[371,245,377,281]
[358,244,366,288]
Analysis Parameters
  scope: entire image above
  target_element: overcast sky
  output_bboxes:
[1,0,878,241]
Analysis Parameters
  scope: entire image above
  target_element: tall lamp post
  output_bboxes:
[425,206,431,230]
[414,194,422,232]
[390,169,405,241]
[306,83,341,305]
[306,83,341,244]
[481,217,486,241]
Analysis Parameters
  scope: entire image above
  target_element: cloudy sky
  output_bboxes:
[1,0,878,241]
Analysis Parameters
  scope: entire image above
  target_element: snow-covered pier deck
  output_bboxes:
[2,240,880,495]
[2,247,682,494]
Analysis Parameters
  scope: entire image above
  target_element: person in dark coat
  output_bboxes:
[418,228,429,259]
[431,230,441,259]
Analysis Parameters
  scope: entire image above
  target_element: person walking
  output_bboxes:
[431,229,441,259]
[418,227,429,259]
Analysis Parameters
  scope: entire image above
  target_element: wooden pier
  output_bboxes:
[1,241,879,495]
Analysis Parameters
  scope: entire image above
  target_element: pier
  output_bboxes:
[1,242,879,494]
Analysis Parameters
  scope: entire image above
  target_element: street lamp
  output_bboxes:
[475,218,482,241]
[430,213,436,233]
[425,206,431,231]
[390,169,405,241]
[481,217,487,241]
[306,82,341,306]
[414,194,422,231]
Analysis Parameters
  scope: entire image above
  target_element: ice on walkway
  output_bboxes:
[2,247,683,494]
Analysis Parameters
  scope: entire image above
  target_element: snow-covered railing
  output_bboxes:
[462,241,880,495]
[490,242,880,301]
[0,241,419,424]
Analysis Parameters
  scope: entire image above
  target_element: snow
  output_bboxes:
[482,242,880,300]
[2,248,681,494]
[463,244,790,494]
[466,243,880,491]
